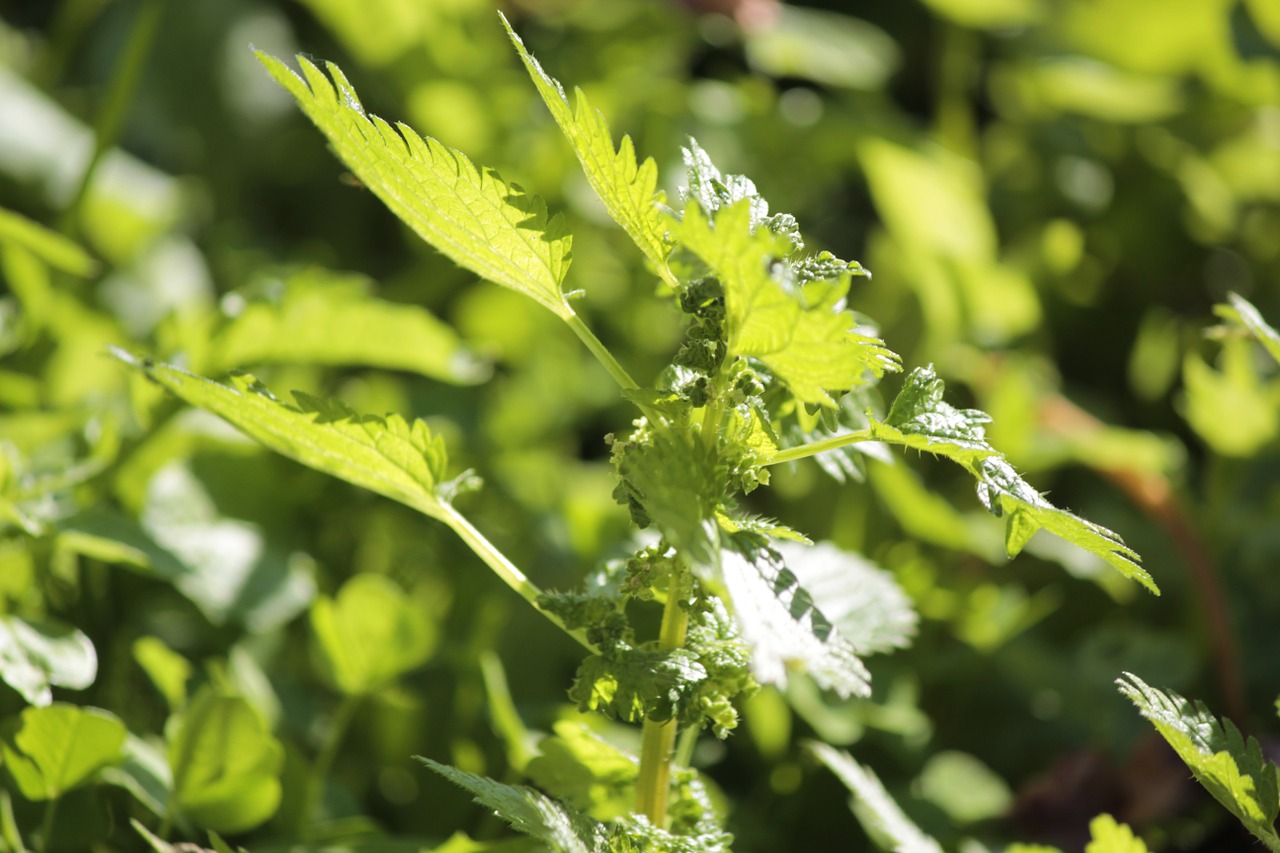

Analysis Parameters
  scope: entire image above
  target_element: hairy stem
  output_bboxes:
[635,582,691,827]
[765,428,874,467]
[439,504,596,653]
[564,310,639,391]
[305,694,361,827]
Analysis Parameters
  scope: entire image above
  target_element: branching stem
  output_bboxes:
[765,428,874,467]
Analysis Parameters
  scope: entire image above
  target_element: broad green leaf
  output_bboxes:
[808,742,943,853]
[0,703,126,800]
[1117,673,1280,851]
[526,721,638,821]
[256,52,573,318]
[719,535,870,698]
[1182,338,1280,457]
[0,615,97,706]
[1215,292,1280,366]
[113,350,453,520]
[169,689,283,833]
[870,366,1156,594]
[417,758,607,853]
[132,636,192,712]
[210,269,490,384]
[101,734,171,818]
[0,206,98,277]
[310,573,437,695]
[502,16,673,287]
[1085,814,1150,853]
[915,751,1012,825]
[676,199,899,406]
[775,541,917,656]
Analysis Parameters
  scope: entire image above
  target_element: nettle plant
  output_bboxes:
[110,17,1171,851]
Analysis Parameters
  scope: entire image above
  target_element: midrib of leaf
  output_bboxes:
[256,51,573,319]
[502,14,676,290]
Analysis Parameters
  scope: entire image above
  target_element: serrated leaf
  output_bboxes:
[257,52,573,318]
[1117,672,1280,851]
[680,140,801,248]
[676,200,899,406]
[418,758,607,853]
[502,16,673,287]
[570,647,707,726]
[112,350,452,520]
[808,742,943,853]
[210,269,490,384]
[311,573,437,695]
[526,721,638,821]
[718,536,870,698]
[869,366,1156,594]
[0,703,126,800]
[0,615,97,707]
[169,688,283,833]
[776,541,916,656]
[1085,814,1150,853]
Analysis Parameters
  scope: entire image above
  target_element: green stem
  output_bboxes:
[439,504,596,653]
[60,0,166,234]
[765,428,874,467]
[563,310,639,391]
[634,581,691,827]
[36,796,58,853]
[305,694,361,828]
[1,789,28,853]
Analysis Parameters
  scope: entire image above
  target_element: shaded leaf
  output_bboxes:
[169,688,283,833]
[808,742,943,853]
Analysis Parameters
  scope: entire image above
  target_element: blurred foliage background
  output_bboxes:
[0,0,1278,850]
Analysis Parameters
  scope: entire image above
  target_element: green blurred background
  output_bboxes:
[1,0,1278,850]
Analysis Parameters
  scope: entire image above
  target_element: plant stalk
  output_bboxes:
[635,582,690,827]
[36,796,58,853]
[439,504,596,653]
[305,694,361,828]
[765,428,874,467]
[564,310,639,391]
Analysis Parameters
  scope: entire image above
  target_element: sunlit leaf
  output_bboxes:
[1214,292,1280,366]
[0,206,98,277]
[132,636,192,712]
[169,689,283,833]
[1117,672,1280,852]
[257,52,573,318]
[310,573,437,695]
[503,15,673,287]
[0,703,126,800]
[113,351,454,519]
[0,615,96,707]
[1085,814,1151,853]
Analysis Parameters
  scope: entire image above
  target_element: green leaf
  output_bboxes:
[256,51,573,318]
[502,15,672,287]
[1085,814,1150,853]
[0,703,126,800]
[0,615,97,707]
[808,742,943,853]
[1117,673,1280,851]
[1182,337,1280,457]
[869,366,1156,594]
[1217,292,1280,366]
[526,721,638,821]
[569,646,707,726]
[776,541,917,656]
[113,351,454,520]
[210,269,490,384]
[132,636,192,712]
[675,199,899,406]
[310,573,438,695]
[169,688,283,833]
[915,751,1012,825]
[719,535,871,698]
[100,734,171,818]
[417,758,607,853]
[0,206,98,277]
